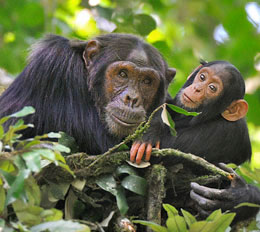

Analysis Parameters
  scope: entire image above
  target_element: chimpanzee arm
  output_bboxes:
[190,163,260,222]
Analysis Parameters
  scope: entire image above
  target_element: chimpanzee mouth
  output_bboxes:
[111,113,142,127]
[183,93,195,103]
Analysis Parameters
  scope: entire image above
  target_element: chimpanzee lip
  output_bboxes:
[111,113,141,127]
[183,93,195,103]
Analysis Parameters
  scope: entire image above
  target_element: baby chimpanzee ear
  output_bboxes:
[221,99,248,121]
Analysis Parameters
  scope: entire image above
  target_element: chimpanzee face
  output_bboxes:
[179,66,224,109]
[104,60,161,137]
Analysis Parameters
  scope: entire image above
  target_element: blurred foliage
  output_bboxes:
[0,106,90,231]
[0,0,259,168]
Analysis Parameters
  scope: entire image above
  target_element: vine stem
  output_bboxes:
[84,104,165,171]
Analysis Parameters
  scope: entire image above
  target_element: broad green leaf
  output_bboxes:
[30,220,90,232]
[121,175,147,196]
[133,220,168,232]
[41,208,63,221]
[22,151,41,172]
[52,144,71,153]
[117,143,129,151]
[181,208,197,227]
[134,14,156,36]
[0,169,16,185]
[6,169,30,205]
[115,164,137,177]
[10,106,35,118]
[163,204,179,218]
[13,201,43,226]
[206,213,236,232]
[36,149,55,161]
[161,104,177,136]
[47,132,61,138]
[167,216,187,232]
[0,218,4,227]
[234,202,260,209]
[206,209,222,221]
[96,174,117,196]
[49,183,70,201]
[0,116,11,125]
[0,160,15,172]
[115,186,129,215]
[0,186,5,213]
[25,175,41,206]
[167,104,200,117]
[189,221,209,232]
[23,140,42,149]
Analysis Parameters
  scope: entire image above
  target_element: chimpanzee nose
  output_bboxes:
[124,93,140,108]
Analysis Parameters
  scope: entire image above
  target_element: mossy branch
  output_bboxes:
[71,148,233,180]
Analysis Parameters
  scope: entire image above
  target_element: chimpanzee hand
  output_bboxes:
[130,140,160,165]
[190,163,253,218]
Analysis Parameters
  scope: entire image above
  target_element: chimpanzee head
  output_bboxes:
[175,60,248,123]
[77,34,176,138]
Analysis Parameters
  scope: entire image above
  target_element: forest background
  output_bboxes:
[0,0,259,166]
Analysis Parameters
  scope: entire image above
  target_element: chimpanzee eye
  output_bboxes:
[142,77,152,85]
[118,70,127,78]
[209,84,217,92]
[200,73,206,81]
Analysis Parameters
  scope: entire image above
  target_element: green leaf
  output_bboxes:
[0,125,4,140]
[0,116,11,125]
[47,132,61,139]
[206,209,222,221]
[163,204,179,218]
[6,169,30,205]
[0,186,5,213]
[30,220,90,232]
[134,14,156,36]
[22,151,41,172]
[36,149,55,161]
[25,175,41,206]
[181,208,197,227]
[96,174,117,196]
[133,220,168,232]
[161,104,177,136]
[121,175,147,196]
[167,216,188,232]
[167,104,200,117]
[41,208,63,222]
[115,186,129,215]
[115,164,137,177]
[10,106,35,118]
[13,200,43,226]
[52,144,71,153]
[189,221,209,232]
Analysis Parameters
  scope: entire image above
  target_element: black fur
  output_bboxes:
[0,34,172,155]
[167,60,251,165]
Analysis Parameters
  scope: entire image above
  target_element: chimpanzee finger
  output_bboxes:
[190,190,222,210]
[218,163,247,187]
[145,143,152,162]
[155,141,160,149]
[218,163,236,174]
[191,182,232,200]
[136,143,146,164]
[194,204,211,218]
[130,142,141,162]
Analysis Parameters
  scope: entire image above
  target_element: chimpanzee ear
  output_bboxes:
[221,99,248,121]
[83,40,101,67]
[166,68,176,83]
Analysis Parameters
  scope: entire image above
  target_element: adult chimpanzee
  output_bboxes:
[130,60,260,221]
[0,33,176,154]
